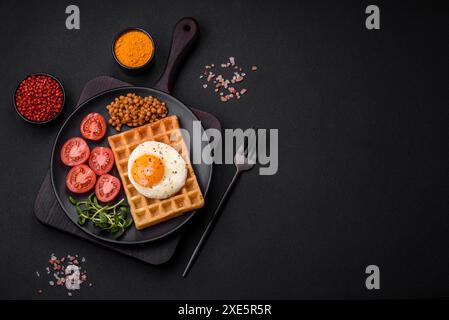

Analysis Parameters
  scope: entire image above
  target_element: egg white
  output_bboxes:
[128,141,187,199]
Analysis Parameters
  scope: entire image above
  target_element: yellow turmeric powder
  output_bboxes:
[114,30,154,68]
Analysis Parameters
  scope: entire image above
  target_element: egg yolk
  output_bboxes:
[131,154,164,188]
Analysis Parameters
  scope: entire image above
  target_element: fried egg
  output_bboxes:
[128,141,187,199]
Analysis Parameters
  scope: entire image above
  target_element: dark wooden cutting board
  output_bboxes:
[34,76,220,265]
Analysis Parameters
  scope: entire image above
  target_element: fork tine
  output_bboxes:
[235,128,258,166]
[236,140,246,156]
[234,140,246,164]
[247,135,256,155]
[246,130,257,164]
[248,145,257,161]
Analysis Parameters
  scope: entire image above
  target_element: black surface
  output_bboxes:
[0,0,448,299]
[52,86,212,244]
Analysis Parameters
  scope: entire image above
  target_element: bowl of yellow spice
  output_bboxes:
[112,28,155,72]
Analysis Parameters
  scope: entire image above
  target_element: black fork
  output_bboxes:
[182,129,257,277]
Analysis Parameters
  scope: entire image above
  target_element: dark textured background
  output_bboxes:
[0,0,448,299]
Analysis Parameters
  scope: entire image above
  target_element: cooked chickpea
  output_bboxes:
[106,93,168,131]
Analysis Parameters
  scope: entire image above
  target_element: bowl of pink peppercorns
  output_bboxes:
[14,73,65,124]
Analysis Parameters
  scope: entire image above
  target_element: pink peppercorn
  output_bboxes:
[15,74,64,122]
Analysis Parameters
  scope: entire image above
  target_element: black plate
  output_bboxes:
[50,86,212,244]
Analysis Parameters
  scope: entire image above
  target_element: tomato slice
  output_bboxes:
[89,147,115,175]
[60,137,90,166]
[95,174,121,202]
[80,112,106,141]
[66,164,97,194]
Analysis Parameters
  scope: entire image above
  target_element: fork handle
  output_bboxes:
[182,170,240,277]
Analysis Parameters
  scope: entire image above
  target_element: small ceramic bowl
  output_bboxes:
[13,73,65,125]
[112,27,156,73]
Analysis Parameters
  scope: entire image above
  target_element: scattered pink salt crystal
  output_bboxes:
[37,253,92,296]
[200,58,256,102]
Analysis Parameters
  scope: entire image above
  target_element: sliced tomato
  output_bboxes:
[66,164,97,194]
[60,137,90,166]
[89,147,115,175]
[95,174,121,202]
[80,112,106,141]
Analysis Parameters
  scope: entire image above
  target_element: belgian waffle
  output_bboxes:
[107,115,204,230]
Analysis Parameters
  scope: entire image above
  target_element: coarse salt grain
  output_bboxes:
[36,253,92,297]
[207,73,215,81]
[200,57,256,103]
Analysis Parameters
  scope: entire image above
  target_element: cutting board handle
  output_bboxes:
[154,17,199,94]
